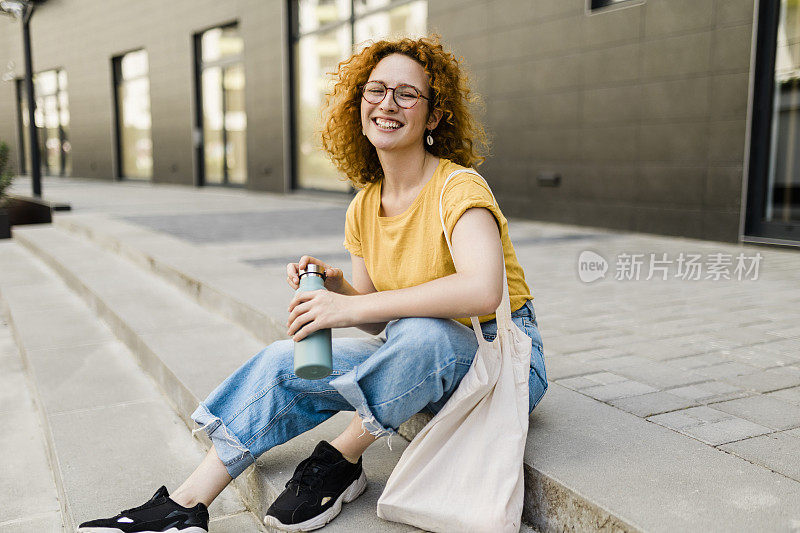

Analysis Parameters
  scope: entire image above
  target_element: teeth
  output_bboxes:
[375,118,402,129]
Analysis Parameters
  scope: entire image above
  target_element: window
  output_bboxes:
[113,50,153,180]
[590,0,641,11]
[766,0,800,224]
[16,69,71,176]
[194,24,248,186]
[743,0,800,242]
[291,0,427,192]
[15,79,29,175]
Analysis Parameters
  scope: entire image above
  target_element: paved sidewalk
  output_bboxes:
[6,175,800,529]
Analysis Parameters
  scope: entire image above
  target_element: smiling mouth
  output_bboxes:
[373,118,404,131]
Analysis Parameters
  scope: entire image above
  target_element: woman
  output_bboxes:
[78,35,547,533]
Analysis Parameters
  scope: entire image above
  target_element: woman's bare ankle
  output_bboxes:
[169,490,198,509]
[329,440,362,464]
[340,451,361,464]
[167,445,231,509]
[330,413,379,464]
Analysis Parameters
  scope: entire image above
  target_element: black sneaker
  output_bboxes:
[264,440,367,531]
[77,486,209,533]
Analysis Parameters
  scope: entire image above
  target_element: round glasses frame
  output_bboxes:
[361,81,431,109]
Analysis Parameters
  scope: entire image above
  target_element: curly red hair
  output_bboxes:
[320,34,490,189]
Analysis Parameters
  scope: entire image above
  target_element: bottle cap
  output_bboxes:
[299,264,326,279]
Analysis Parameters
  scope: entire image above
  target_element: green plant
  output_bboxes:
[0,141,14,208]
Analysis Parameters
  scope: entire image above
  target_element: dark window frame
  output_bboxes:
[193,20,246,189]
[16,68,70,177]
[50,69,68,177]
[15,78,26,175]
[111,53,125,181]
[288,0,424,196]
[288,0,354,196]
[745,0,800,244]
[589,0,642,12]
[111,48,152,181]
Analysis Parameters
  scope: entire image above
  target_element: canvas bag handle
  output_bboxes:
[438,168,514,344]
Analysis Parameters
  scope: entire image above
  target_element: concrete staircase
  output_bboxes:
[0,228,438,532]
[4,213,800,532]
[0,240,264,532]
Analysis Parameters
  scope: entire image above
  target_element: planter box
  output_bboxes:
[5,194,71,225]
[0,194,71,238]
[0,209,9,239]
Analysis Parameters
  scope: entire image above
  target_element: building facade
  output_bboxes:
[0,0,796,246]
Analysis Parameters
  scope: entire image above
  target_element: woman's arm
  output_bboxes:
[345,253,389,336]
[355,207,504,323]
[286,207,504,342]
[288,254,387,335]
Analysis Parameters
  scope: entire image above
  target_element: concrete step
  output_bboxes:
[0,311,64,532]
[7,227,426,532]
[51,214,436,441]
[42,213,800,532]
[0,241,263,532]
[52,213,370,346]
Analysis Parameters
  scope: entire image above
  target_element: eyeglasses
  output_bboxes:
[361,80,430,109]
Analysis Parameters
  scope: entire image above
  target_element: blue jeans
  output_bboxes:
[190,299,547,479]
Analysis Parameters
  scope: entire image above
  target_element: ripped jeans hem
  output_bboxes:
[330,373,399,452]
[190,402,255,479]
[355,405,399,451]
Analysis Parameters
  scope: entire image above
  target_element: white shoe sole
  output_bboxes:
[263,470,368,532]
[76,527,207,533]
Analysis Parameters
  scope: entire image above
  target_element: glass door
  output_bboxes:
[195,24,248,186]
[113,50,153,180]
[747,0,800,244]
[291,0,428,193]
[16,69,71,177]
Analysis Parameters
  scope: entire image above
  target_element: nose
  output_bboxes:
[378,88,399,111]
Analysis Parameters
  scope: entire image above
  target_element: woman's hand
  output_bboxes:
[287,255,347,294]
[287,290,363,342]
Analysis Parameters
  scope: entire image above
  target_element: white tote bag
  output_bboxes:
[376,169,532,533]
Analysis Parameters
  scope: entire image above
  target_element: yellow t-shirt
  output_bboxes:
[342,157,533,327]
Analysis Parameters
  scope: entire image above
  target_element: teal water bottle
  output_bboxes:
[293,264,333,379]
